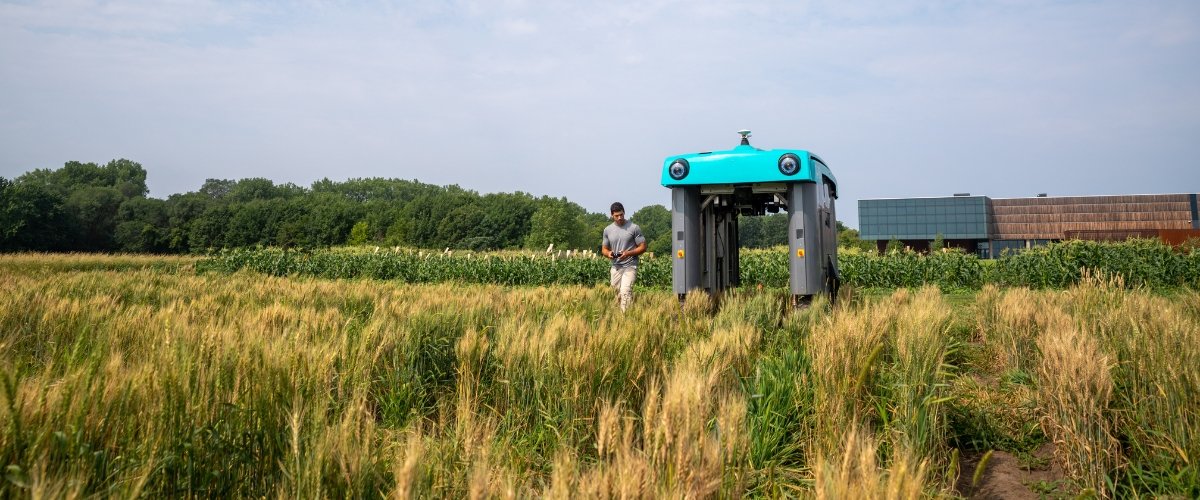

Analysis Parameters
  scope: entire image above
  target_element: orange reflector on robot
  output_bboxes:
[797,248,805,257]
[677,249,685,258]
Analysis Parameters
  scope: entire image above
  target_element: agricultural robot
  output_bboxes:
[661,130,839,306]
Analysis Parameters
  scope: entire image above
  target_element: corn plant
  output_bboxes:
[197,239,1200,291]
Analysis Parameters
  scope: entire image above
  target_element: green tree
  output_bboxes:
[224,200,274,248]
[739,213,788,248]
[105,159,150,198]
[226,178,304,203]
[390,191,473,248]
[304,193,361,247]
[347,221,370,246]
[164,192,212,252]
[361,202,402,242]
[476,192,538,249]
[323,178,444,245]
[437,204,488,249]
[18,159,147,199]
[114,197,169,252]
[526,198,588,250]
[0,178,71,251]
[582,212,611,251]
[273,198,322,248]
[837,224,875,253]
[10,159,149,251]
[66,186,123,251]
[199,179,236,200]
[188,205,231,251]
[631,204,671,255]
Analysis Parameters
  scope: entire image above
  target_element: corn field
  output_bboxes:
[1,253,1197,497]
[198,239,1200,290]
[991,238,1200,289]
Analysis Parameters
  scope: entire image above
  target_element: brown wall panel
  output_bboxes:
[994,220,1193,239]
[992,211,1192,224]
[992,202,1190,215]
[1159,229,1200,245]
[992,194,1190,206]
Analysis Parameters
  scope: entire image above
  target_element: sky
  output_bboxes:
[2,0,1198,228]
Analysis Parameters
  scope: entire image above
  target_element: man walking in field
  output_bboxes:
[602,202,647,312]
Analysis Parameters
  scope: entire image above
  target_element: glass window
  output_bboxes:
[993,240,1024,256]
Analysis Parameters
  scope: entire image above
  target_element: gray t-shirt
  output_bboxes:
[602,222,646,269]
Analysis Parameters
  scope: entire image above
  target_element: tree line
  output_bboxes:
[0,159,863,254]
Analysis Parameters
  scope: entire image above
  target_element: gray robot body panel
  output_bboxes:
[671,187,702,295]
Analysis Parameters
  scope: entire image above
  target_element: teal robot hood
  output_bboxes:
[661,134,837,192]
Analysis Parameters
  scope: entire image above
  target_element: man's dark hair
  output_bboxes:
[610,202,625,214]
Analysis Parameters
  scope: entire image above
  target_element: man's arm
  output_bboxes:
[624,226,647,257]
[624,241,647,257]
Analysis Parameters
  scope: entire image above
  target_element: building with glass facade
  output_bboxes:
[859,193,1200,257]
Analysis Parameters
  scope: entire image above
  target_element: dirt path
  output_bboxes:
[955,444,1073,499]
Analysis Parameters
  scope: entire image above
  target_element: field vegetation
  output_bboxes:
[2,253,1197,497]
[199,239,1200,291]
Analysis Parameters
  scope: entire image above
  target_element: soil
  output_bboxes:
[956,443,1073,499]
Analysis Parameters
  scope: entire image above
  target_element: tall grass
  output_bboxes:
[982,286,1043,376]
[1035,306,1122,497]
[965,273,1200,497]
[1058,274,1200,496]
[888,287,953,463]
[805,288,955,497]
[1,254,1197,496]
[0,252,197,275]
[812,427,928,500]
[807,292,893,456]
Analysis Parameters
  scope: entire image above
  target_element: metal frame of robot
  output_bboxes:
[661,132,840,305]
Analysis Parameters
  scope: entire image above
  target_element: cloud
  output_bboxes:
[494,17,538,36]
[1,0,1198,224]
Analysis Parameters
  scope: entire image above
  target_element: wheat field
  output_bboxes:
[0,254,1197,498]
